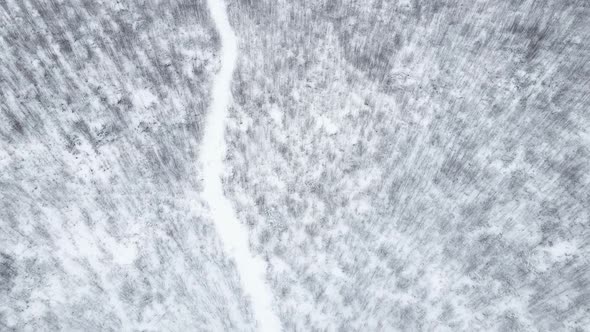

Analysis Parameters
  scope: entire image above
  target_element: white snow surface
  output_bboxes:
[202,0,282,331]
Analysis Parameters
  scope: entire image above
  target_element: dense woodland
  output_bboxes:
[0,0,589,330]
[1,0,257,330]
[225,0,590,330]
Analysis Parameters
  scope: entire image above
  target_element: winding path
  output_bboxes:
[202,0,281,331]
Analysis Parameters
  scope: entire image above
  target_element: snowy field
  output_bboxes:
[1,0,589,331]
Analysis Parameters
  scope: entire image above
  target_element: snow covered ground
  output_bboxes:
[224,0,590,330]
[1,0,589,331]
[201,0,280,330]
[0,0,256,330]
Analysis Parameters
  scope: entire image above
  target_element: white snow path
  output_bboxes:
[202,0,282,331]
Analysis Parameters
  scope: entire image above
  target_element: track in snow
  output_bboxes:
[201,0,282,331]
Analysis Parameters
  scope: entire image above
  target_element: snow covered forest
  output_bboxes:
[1,0,257,330]
[1,0,589,331]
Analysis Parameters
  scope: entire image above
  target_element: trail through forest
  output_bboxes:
[201,0,281,331]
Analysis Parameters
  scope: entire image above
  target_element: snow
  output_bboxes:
[131,88,158,108]
[202,0,282,331]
